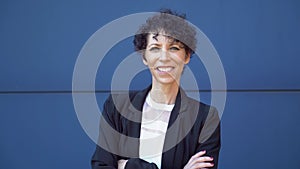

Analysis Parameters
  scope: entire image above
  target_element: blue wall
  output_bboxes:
[1,0,300,168]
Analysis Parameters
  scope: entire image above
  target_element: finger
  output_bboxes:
[188,156,213,168]
[188,156,214,169]
[191,150,206,160]
[194,156,214,163]
[192,162,214,168]
[187,152,212,167]
[188,150,206,165]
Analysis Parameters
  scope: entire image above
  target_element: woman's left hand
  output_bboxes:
[183,150,214,169]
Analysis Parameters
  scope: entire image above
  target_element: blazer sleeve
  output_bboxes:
[91,95,119,169]
[125,158,158,169]
[196,106,221,169]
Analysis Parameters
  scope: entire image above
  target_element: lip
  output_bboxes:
[155,66,175,73]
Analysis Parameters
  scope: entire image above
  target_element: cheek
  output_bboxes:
[171,51,185,59]
[172,54,187,65]
[144,54,157,65]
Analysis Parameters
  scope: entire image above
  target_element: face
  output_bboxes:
[143,33,190,86]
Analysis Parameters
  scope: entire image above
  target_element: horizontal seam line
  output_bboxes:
[0,89,300,94]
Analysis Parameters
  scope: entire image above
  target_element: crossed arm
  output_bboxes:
[117,150,215,169]
[91,96,221,169]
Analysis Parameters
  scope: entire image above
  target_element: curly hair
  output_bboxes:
[133,9,197,57]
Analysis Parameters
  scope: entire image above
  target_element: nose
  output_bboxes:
[159,48,169,61]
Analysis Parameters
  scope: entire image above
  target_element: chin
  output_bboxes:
[156,78,179,85]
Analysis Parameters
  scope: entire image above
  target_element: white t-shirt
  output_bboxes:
[139,94,174,169]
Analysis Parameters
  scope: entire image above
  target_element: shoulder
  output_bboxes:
[183,95,219,126]
[183,94,216,116]
[182,96,220,144]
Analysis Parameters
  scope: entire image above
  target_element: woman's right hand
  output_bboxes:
[118,159,128,169]
[183,150,214,169]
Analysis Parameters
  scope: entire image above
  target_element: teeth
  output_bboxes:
[157,67,173,72]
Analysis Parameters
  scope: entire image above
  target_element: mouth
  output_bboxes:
[156,66,174,72]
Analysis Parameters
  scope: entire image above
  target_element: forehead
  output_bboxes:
[147,33,181,45]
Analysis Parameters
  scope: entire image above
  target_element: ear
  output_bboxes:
[184,53,191,64]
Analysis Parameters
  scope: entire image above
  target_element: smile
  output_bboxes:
[156,66,174,72]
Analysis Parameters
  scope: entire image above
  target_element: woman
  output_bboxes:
[92,9,221,169]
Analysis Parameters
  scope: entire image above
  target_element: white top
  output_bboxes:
[139,94,174,169]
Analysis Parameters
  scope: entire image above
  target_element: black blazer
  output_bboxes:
[91,86,221,169]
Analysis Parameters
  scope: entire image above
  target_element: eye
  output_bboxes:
[170,46,180,51]
[149,47,160,52]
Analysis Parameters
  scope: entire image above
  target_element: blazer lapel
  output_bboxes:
[122,86,151,157]
[162,88,200,169]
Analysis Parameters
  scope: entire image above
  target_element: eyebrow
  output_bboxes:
[148,43,161,47]
[148,42,183,48]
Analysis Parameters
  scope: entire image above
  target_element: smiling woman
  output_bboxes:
[143,34,191,104]
[91,9,221,169]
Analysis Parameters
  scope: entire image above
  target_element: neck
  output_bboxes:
[150,80,179,105]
